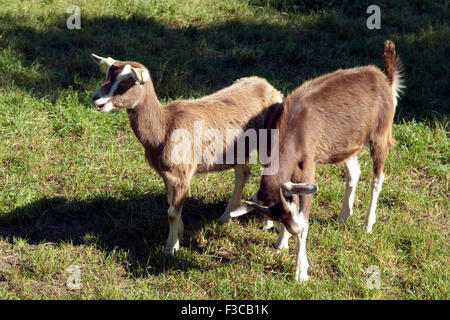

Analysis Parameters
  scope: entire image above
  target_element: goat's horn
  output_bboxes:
[244,201,272,215]
[283,182,319,195]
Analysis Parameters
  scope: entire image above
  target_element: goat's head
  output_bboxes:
[91,54,150,112]
[236,182,318,235]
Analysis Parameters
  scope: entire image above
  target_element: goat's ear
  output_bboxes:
[282,182,318,195]
[130,67,149,84]
[91,54,116,73]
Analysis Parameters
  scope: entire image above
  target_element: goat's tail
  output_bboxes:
[382,40,405,100]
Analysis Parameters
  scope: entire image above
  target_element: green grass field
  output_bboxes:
[0,0,448,299]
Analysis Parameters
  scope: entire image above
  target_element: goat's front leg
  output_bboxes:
[220,164,251,223]
[295,217,310,282]
[293,158,315,282]
[274,165,305,250]
[164,178,189,256]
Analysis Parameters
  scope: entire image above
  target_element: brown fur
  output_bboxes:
[256,41,402,233]
[382,40,397,85]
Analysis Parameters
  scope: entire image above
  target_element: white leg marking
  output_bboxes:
[164,181,182,256]
[364,173,384,233]
[165,205,181,255]
[262,217,274,230]
[294,212,309,282]
[275,222,291,250]
[338,156,360,224]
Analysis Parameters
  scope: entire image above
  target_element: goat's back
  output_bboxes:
[162,76,283,172]
[281,66,395,164]
[166,76,282,130]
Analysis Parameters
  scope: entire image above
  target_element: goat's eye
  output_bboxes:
[283,193,294,201]
[118,81,129,89]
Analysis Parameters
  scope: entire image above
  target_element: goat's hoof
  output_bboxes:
[262,220,274,230]
[275,248,288,254]
[363,225,373,233]
[163,249,175,257]
[337,209,351,224]
[219,214,231,224]
[295,272,309,282]
[275,243,289,251]
[337,215,347,224]
[164,242,179,256]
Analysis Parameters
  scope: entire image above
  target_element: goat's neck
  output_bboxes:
[127,81,167,150]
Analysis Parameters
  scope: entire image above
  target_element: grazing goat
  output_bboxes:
[231,40,404,281]
[91,54,283,255]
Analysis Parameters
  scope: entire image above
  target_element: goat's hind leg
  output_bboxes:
[364,141,390,233]
[338,156,361,224]
[220,164,251,223]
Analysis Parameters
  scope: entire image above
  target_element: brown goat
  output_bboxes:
[232,40,404,281]
[91,54,283,255]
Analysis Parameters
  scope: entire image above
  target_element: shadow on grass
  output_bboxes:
[0,3,448,122]
[0,193,233,277]
[0,190,338,277]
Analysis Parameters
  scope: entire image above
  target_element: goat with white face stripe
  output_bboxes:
[91,54,284,257]
[92,55,149,112]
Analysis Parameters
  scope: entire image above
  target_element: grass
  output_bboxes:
[0,0,448,299]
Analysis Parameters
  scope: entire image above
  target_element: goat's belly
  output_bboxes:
[191,142,254,173]
[195,163,236,174]
[317,145,363,164]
